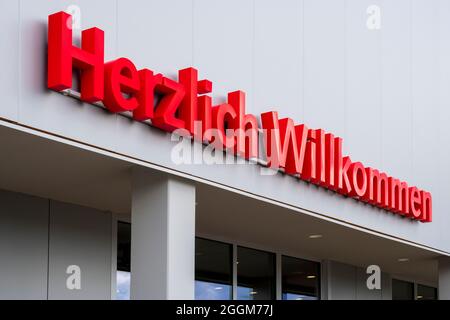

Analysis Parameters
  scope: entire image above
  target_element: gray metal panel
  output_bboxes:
[0,0,19,121]
[328,261,356,300]
[0,189,48,299]
[381,272,392,300]
[253,0,303,121]
[320,260,330,300]
[48,201,112,300]
[438,257,450,299]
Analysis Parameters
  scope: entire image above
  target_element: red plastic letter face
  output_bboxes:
[178,68,198,135]
[212,103,237,150]
[228,91,259,159]
[103,58,140,113]
[338,156,352,195]
[324,134,335,189]
[261,112,308,174]
[152,77,186,132]
[133,69,163,121]
[409,187,422,219]
[47,11,104,102]
[420,191,432,222]
[348,162,367,198]
[198,95,212,141]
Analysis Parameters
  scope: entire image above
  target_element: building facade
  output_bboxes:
[0,0,450,300]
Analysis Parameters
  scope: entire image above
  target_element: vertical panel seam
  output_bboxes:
[110,212,116,300]
[192,0,195,66]
[17,0,21,122]
[302,0,305,121]
[165,178,170,298]
[379,0,384,171]
[232,243,238,300]
[343,0,347,141]
[116,0,119,56]
[410,0,414,181]
[46,199,50,300]
[251,0,256,114]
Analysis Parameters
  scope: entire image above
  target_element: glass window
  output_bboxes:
[237,246,275,300]
[392,279,414,300]
[195,238,233,300]
[417,284,437,300]
[116,221,131,300]
[282,256,320,300]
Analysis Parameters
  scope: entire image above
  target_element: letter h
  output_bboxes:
[47,11,104,102]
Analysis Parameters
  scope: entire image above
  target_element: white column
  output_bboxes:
[130,167,196,300]
[439,257,450,300]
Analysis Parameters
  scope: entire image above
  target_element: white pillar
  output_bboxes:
[439,257,450,300]
[130,167,196,300]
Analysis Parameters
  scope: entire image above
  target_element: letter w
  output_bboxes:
[261,111,308,175]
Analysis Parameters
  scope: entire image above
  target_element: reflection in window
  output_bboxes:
[392,279,414,300]
[417,284,437,300]
[116,270,131,300]
[116,221,131,300]
[195,238,232,300]
[282,256,320,300]
[195,280,232,300]
[237,246,275,300]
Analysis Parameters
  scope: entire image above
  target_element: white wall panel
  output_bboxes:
[0,0,19,121]
[303,0,345,138]
[436,0,450,253]
[345,0,382,168]
[380,0,413,178]
[117,0,193,79]
[193,0,253,108]
[253,0,303,121]
[411,0,438,189]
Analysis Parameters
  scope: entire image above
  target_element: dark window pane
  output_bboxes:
[237,246,275,300]
[282,256,320,300]
[195,238,232,300]
[392,279,414,300]
[116,221,131,300]
[117,221,131,272]
[417,284,437,300]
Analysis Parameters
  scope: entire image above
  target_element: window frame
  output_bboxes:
[195,236,322,300]
[280,254,321,300]
[195,237,234,300]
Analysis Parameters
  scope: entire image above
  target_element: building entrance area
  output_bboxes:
[0,124,446,300]
[116,225,321,300]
